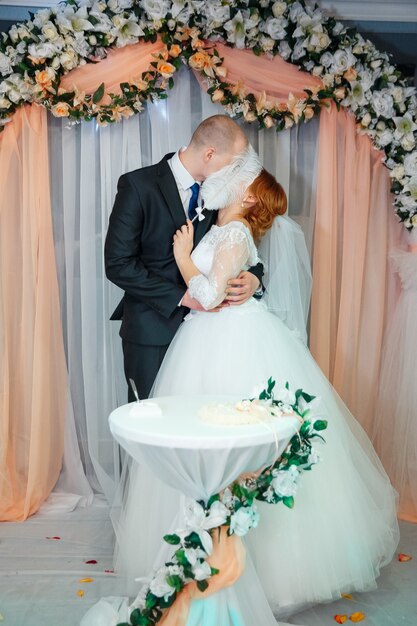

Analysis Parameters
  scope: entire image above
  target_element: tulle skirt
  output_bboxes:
[114,299,399,617]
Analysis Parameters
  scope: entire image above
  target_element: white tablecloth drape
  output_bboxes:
[106,395,301,626]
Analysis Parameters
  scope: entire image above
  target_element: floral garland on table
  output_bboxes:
[0,1,416,228]
[117,378,327,626]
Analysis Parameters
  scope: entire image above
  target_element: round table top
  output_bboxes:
[109,395,300,450]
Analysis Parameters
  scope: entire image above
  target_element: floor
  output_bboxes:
[0,499,416,626]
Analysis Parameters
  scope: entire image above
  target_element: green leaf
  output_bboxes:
[210,567,219,575]
[92,82,105,104]
[283,496,294,509]
[197,579,209,593]
[145,594,158,610]
[313,419,328,432]
[163,533,180,545]
[167,574,183,592]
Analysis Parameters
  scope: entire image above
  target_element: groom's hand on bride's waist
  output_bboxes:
[226,271,260,306]
[181,290,226,313]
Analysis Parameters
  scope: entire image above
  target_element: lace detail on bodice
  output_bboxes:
[390,249,417,292]
[189,221,259,310]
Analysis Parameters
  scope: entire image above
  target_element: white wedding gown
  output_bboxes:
[113,220,399,620]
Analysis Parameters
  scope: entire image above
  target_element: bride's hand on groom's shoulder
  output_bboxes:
[226,271,260,306]
[173,220,194,262]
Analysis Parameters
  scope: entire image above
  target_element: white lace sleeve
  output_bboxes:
[189,227,251,310]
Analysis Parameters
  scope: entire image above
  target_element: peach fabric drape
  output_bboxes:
[59,38,321,105]
[160,527,246,626]
[60,39,166,97]
[310,103,402,432]
[0,105,67,520]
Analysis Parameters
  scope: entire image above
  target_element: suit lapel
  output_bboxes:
[156,154,187,231]
[194,209,217,245]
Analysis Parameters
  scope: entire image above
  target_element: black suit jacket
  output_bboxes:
[104,153,263,346]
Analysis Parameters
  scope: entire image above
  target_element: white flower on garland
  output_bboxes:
[184,499,228,555]
[139,0,171,21]
[224,11,247,49]
[271,465,300,498]
[260,17,288,41]
[404,152,417,177]
[149,568,177,599]
[230,505,260,537]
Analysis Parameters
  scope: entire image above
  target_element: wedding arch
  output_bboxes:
[0,0,413,520]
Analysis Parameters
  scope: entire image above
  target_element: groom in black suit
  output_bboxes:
[105,115,263,400]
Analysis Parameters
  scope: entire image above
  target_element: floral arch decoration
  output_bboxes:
[0,0,417,229]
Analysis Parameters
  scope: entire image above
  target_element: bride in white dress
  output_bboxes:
[114,150,399,620]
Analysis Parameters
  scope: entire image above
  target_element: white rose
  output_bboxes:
[376,120,386,131]
[392,86,404,104]
[149,570,175,599]
[404,152,417,177]
[278,40,291,60]
[308,31,330,52]
[230,506,259,537]
[192,560,212,581]
[51,56,61,70]
[42,21,60,41]
[372,90,395,119]
[275,387,296,405]
[0,52,13,76]
[376,129,393,148]
[332,21,345,36]
[320,51,333,68]
[139,0,170,20]
[33,8,53,28]
[59,49,78,71]
[332,48,356,73]
[312,64,324,76]
[205,3,230,24]
[360,112,371,127]
[271,465,299,498]
[263,17,287,41]
[272,1,287,17]
[390,164,405,180]
[401,134,416,152]
[28,41,59,59]
[289,1,305,21]
[0,97,12,109]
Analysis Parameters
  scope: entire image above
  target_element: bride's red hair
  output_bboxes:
[244,169,287,242]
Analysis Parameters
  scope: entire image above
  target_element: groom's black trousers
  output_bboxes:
[122,340,169,401]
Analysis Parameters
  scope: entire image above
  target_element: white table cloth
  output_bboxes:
[108,395,301,626]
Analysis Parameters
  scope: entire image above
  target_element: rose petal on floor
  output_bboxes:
[78,578,94,583]
[85,559,98,564]
[334,615,348,623]
[398,553,412,562]
[76,590,85,598]
[341,593,353,600]
[45,536,61,540]
[350,612,365,622]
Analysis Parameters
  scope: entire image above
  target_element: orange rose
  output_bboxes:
[211,88,224,103]
[244,110,257,123]
[304,105,315,120]
[191,38,205,50]
[188,51,208,71]
[157,60,175,78]
[28,55,46,66]
[169,44,181,58]
[131,77,148,91]
[35,68,55,89]
[51,102,70,117]
[334,87,346,100]
[263,115,275,128]
[343,67,357,82]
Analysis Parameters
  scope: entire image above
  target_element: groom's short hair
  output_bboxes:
[190,115,248,154]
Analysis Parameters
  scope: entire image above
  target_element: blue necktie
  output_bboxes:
[187,182,200,221]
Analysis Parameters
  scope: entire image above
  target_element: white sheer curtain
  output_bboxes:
[48,68,318,501]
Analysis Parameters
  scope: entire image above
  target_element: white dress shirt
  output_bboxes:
[168,147,200,216]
